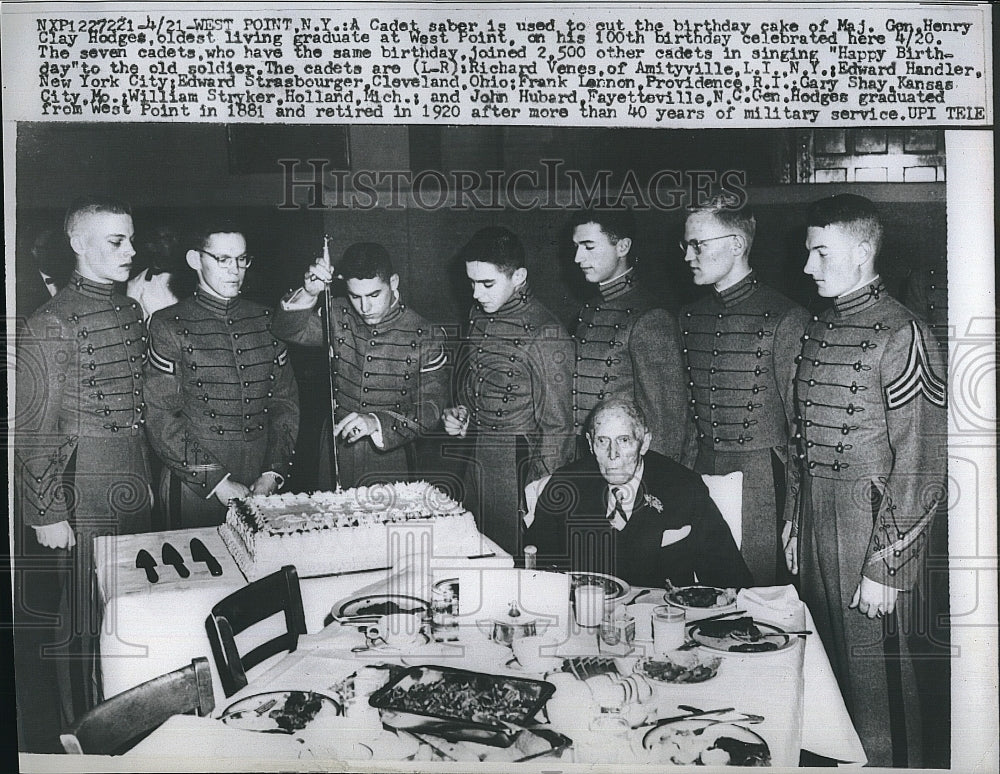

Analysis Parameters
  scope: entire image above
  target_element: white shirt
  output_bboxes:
[605,459,645,531]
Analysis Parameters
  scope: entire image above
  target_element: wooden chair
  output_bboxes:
[205,564,307,697]
[60,657,214,755]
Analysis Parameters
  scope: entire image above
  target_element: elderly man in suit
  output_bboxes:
[525,397,752,589]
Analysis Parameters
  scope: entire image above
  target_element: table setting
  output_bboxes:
[123,567,866,768]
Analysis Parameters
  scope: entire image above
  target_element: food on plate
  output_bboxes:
[221,691,341,734]
[637,652,722,683]
[666,585,736,608]
[694,617,782,652]
[370,666,552,726]
[220,481,487,580]
[352,599,424,617]
[561,656,619,680]
[569,572,630,601]
[642,720,771,766]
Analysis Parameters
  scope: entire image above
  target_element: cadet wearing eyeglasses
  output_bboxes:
[678,195,809,585]
[144,221,300,528]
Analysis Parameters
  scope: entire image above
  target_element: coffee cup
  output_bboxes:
[368,612,423,648]
[511,634,563,672]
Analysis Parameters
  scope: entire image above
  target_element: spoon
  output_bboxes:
[626,589,653,605]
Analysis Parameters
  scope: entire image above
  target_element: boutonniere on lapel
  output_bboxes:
[644,494,664,513]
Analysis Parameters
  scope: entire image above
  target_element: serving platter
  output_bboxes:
[220,690,342,734]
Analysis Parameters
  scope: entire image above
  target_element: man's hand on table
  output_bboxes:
[781,521,798,575]
[214,478,251,505]
[33,521,75,549]
[849,576,898,619]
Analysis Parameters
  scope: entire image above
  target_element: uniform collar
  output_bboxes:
[194,286,241,315]
[714,270,758,308]
[599,268,637,301]
[833,276,884,317]
[68,271,116,300]
[357,296,405,330]
[492,282,533,316]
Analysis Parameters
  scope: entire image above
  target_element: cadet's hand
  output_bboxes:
[334,412,377,443]
[441,406,470,437]
[849,576,898,619]
[302,255,334,297]
[781,521,798,575]
[251,472,282,496]
[214,478,251,505]
[33,521,75,550]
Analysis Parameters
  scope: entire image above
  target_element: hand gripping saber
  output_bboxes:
[320,235,344,492]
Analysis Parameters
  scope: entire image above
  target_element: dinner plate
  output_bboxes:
[688,620,795,656]
[634,650,723,683]
[220,691,343,734]
[568,572,631,602]
[333,593,430,619]
[639,719,771,765]
[664,585,737,611]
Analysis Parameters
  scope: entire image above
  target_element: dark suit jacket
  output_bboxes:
[525,451,753,589]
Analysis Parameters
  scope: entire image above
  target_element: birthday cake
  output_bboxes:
[220,481,489,580]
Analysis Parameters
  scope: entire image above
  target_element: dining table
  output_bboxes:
[94,534,867,770]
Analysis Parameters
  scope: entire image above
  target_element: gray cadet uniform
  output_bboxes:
[680,272,809,584]
[573,269,688,461]
[145,289,299,528]
[793,279,947,768]
[273,295,448,489]
[455,284,574,555]
[14,272,153,722]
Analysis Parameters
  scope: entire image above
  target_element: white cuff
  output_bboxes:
[281,288,319,311]
[369,414,384,449]
[261,471,285,489]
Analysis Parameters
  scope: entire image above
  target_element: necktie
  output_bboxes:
[608,487,628,531]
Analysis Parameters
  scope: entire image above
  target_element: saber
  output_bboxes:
[321,234,344,493]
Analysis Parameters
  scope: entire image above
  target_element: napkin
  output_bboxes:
[737,584,805,630]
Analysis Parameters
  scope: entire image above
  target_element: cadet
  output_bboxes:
[679,195,809,584]
[273,242,448,488]
[442,227,574,556]
[569,207,688,461]
[145,221,299,527]
[14,197,152,740]
[792,194,947,767]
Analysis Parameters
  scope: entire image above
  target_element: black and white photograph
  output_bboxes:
[3,3,996,772]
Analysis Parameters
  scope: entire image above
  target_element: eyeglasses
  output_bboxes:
[199,249,253,269]
[679,234,739,255]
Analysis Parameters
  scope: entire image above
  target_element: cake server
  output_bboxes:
[190,537,223,576]
[161,542,190,578]
[135,550,159,583]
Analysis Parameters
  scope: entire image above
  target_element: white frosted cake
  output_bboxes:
[219,481,489,580]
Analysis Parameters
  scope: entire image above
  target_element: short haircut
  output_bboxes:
[586,396,648,438]
[339,242,395,284]
[568,207,635,245]
[459,226,525,276]
[806,194,883,258]
[188,219,246,253]
[64,196,132,239]
[687,192,756,254]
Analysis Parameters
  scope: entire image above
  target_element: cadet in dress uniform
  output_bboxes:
[791,195,947,768]
[272,242,448,489]
[442,227,574,556]
[13,198,152,744]
[145,223,299,528]
[679,197,809,584]
[568,208,688,461]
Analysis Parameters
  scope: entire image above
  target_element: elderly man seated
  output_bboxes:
[525,397,753,589]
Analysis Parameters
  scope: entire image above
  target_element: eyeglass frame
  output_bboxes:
[198,248,253,269]
[678,234,740,255]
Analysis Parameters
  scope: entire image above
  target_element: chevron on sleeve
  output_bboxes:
[148,338,176,374]
[884,321,946,410]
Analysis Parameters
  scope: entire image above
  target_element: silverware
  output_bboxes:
[190,538,223,576]
[687,608,746,625]
[161,542,190,578]
[135,550,158,583]
[403,729,457,761]
[633,706,736,730]
[626,589,652,605]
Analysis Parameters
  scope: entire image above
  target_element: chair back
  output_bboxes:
[701,472,744,548]
[60,657,214,755]
[205,564,307,697]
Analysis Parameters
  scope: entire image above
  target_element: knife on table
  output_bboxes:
[190,538,223,576]
[135,550,159,583]
[161,542,190,578]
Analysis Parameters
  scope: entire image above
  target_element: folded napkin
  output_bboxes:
[737,585,805,630]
